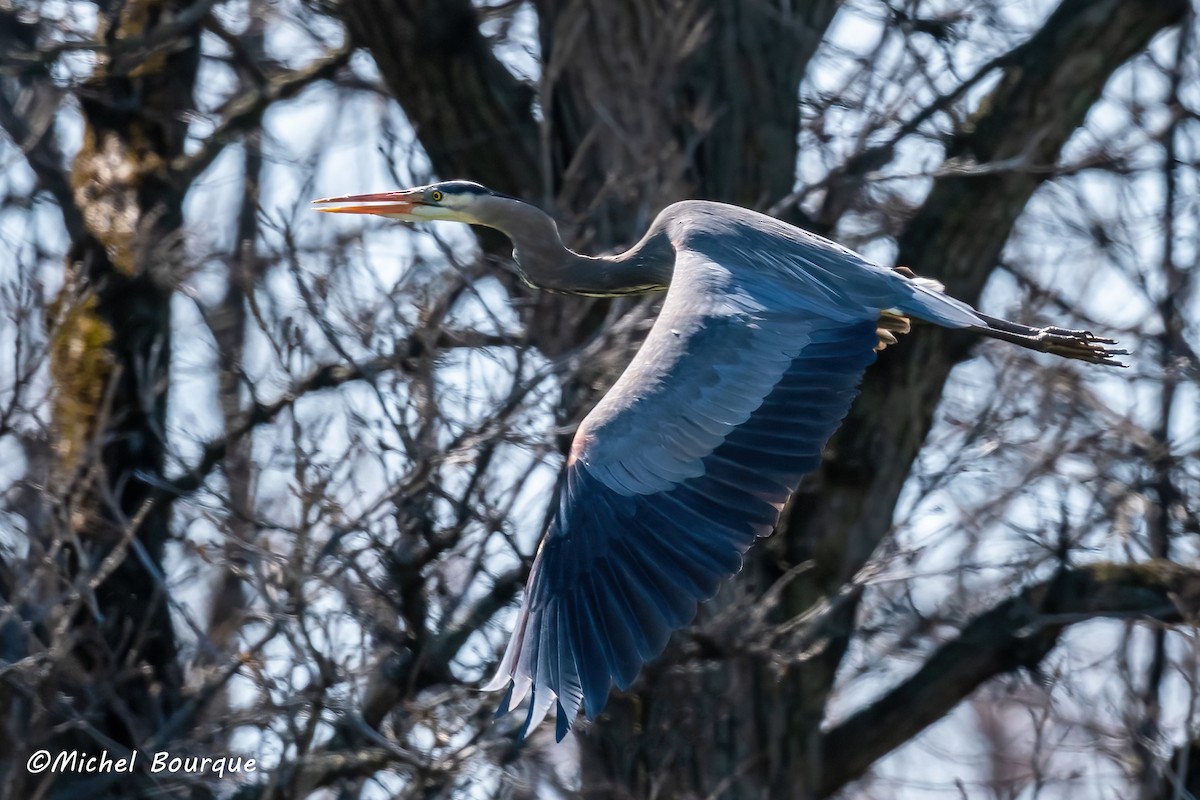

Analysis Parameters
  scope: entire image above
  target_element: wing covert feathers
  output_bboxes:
[487,311,879,740]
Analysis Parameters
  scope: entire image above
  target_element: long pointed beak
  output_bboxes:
[311,190,423,216]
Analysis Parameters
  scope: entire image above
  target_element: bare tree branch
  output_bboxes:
[333,0,541,198]
[778,0,1188,708]
[2,2,1196,797]
[819,561,1200,797]
[164,327,518,497]
[172,41,354,186]
[0,8,84,239]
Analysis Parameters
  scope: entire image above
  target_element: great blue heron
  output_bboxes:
[313,181,1124,741]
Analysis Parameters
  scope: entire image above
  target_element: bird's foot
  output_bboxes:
[875,311,912,351]
[1029,327,1129,366]
[973,313,1128,366]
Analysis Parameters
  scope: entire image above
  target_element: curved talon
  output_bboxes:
[1038,333,1129,366]
[915,301,1126,365]
[980,325,1130,367]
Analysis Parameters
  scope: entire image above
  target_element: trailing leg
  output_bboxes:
[970,312,1128,366]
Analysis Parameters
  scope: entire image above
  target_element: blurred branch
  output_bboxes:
[781,0,1189,669]
[899,0,1188,294]
[818,561,1200,797]
[1155,737,1200,800]
[0,0,218,68]
[171,41,354,186]
[231,568,525,799]
[762,6,1191,794]
[797,37,1014,230]
[0,8,84,239]
[164,328,517,497]
[331,0,541,198]
[425,566,525,677]
[231,747,411,800]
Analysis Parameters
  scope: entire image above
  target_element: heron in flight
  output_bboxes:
[314,181,1123,741]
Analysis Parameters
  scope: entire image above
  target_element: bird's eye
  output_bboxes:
[430,190,444,202]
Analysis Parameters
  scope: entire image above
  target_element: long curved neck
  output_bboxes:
[477,196,674,296]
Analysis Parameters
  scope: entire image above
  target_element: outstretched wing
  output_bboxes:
[484,248,883,741]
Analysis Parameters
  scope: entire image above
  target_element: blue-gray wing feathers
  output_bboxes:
[485,227,978,740]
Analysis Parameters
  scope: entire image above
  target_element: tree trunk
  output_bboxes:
[38,1,202,795]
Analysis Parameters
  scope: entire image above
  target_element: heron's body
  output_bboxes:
[314,181,1122,741]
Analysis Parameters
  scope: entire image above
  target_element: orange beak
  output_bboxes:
[311,190,423,217]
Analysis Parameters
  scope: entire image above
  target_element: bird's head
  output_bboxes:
[314,180,593,294]
[312,180,508,225]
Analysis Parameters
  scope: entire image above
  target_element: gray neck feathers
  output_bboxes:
[475,195,673,296]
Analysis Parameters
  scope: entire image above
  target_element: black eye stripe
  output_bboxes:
[425,181,517,202]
